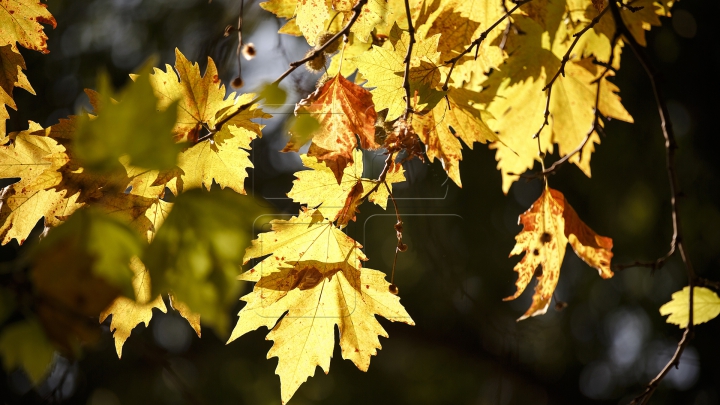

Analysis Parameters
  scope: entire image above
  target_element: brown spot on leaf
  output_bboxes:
[540,232,552,244]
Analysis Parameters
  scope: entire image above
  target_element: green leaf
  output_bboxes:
[0,319,56,383]
[145,188,269,336]
[660,286,720,328]
[32,208,142,298]
[74,58,182,173]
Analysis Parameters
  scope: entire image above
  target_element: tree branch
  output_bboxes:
[533,5,610,141]
[603,0,697,402]
[204,0,370,139]
[401,0,416,120]
[540,31,620,177]
[442,0,530,92]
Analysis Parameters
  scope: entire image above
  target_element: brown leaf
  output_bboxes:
[285,74,378,182]
[505,187,613,320]
[550,188,613,279]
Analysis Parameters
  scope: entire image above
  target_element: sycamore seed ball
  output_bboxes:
[231,77,244,89]
[242,43,256,60]
[304,50,326,73]
[316,32,340,54]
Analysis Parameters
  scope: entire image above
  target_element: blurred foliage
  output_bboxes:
[1,0,719,404]
[73,61,181,172]
[146,188,268,337]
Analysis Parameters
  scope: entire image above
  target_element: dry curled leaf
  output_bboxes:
[505,188,613,320]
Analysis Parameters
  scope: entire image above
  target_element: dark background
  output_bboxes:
[2,0,720,404]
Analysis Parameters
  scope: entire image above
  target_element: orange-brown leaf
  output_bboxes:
[505,187,613,320]
[550,188,613,279]
[285,74,378,182]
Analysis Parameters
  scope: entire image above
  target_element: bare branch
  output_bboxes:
[604,0,697,402]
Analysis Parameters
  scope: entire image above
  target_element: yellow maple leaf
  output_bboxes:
[146,50,269,194]
[284,74,378,182]
[228,209,412,404]
[261,0,388,45]
[288,149,406,225]
[355,24,443,121]
[148,49,269,144]
[0,44,34,132]
[420,0,507,84]
[0,0,56,54]
[505,187,613,320]
[0,130,81,245]
[413,87,496,187]
[100,257,167,358]
[479,2,632,193]
[660,287,720,328]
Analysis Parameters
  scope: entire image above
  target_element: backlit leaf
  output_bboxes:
[505,187,613,320]
[145,188,268,336]
[660,287,720,328]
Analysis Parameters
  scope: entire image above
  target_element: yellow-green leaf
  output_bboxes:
[660,287,720,328]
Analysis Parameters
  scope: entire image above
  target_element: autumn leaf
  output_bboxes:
[260,0,388,45]
[413,87,496,187]
[228,209,413,403]
[0,0,56,54]
[355,23,443,121]
[145,51,269,195]
[73,61,181,173]
[421,0,507,83]
[477,0,633,193]
[0,0,55,136]
[147,49,269,144]
[660,287,720,328]
[145,188,268,336]
[0,128,81,245]
[100,257,167,358]
[505,187,613,320]
[0,44,34,136]
[288,149,405,225]
[284,74,378,182]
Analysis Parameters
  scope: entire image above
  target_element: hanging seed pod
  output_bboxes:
[316,74,331,88]
[304,50,326,73]
[242,43,256,60]
[316,32,340,54]
[231,77,244,89]
[389,284,399,295]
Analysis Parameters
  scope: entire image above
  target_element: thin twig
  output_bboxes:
[384,182,403,285]
[533,5,610,141]
[235,0,244,82]
[401,0,416,120]
[604,0,696,402]
[442,0,530,92]
[540,32,620,177]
